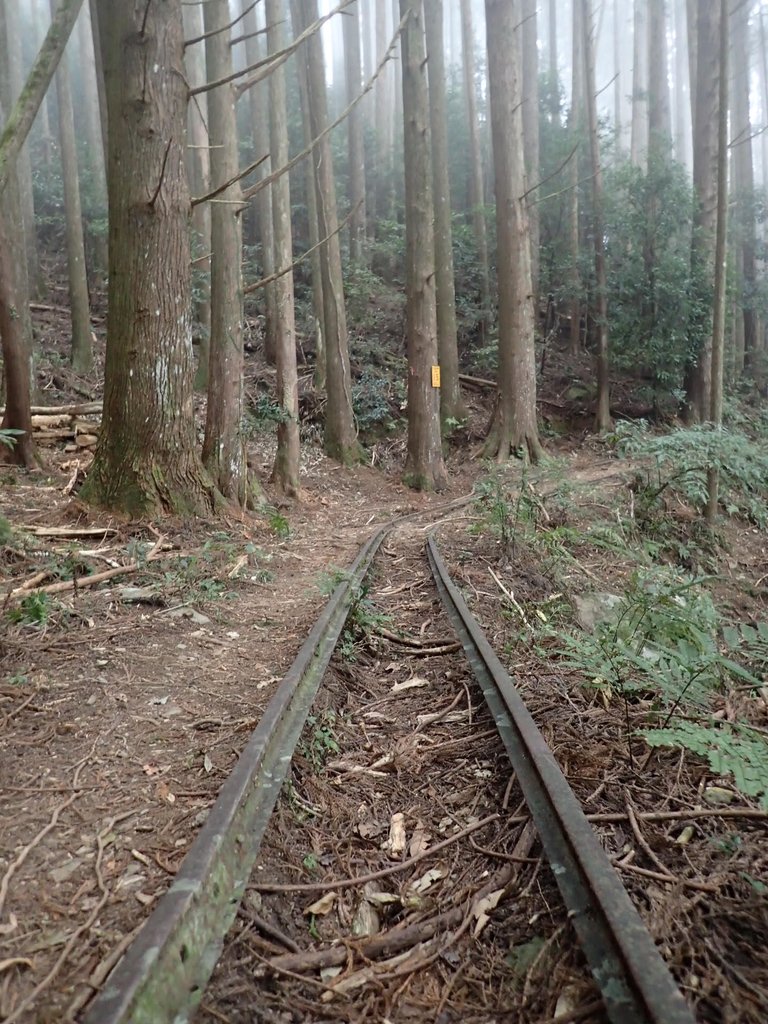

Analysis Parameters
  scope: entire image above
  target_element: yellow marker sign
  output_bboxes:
[431,365,441,388]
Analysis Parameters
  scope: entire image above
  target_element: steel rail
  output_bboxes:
[426,536,696,1024]
[82,527,388,1024]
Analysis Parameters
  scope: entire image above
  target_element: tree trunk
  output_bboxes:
[374,0,394,224]
[87,0,108,156]
[49,0,92,373]
[2,0,42,298]
[483,0,542,464]
[706,0,729,526]
[291,0,326,390]
[648,0,672,163]
[81,0,216,516]
[293,0,361,465]
[201,0,255,506]
[266,0,300,498]
[424,0,466,431]
[630,0,648,170]
[521,0,540,306]
[400,0,447,491]
[548,0,559,121]
[731,0,757,374]
[76,2,108,276]
[460,0,490,340]
[0,0,86,195]
[344,1,366,264]
[0,208,36,469]
[568,0,584,357]
[581,0,612,433]
[182,1,212,390]
[684,0,720,423]
[673,0,692,171]
[243,0,277,367]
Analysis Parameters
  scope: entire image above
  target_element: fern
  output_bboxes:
[615,421,768,525]
[644,720,768,808]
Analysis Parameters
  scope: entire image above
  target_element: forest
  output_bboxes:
[1,1,768,1023]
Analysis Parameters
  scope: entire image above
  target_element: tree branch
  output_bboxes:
[191,153,269,208]
[0,0,86,195]
[184,0,259,48]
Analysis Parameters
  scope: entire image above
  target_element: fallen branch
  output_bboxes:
[22,525,116,539]
[0,402,101,417]
[263,822,537,977]
[255,813,500,895]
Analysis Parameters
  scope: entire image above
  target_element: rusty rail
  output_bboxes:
[426,536,695,1024]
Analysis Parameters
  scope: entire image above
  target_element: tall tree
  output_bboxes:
[484,0,542,463]
[81,0,216,515]
[182,1,212,389]
[648,0,672,162]
[266,0,300,497]
[292,0,361,465]
[548,0,559,121]
[0,205,35,469]
[731,0,757,373]
[201,0,254,505]
[50,0,92,372]
[400,0,447,490]
[374,0,394,222]
[344,0,366,263]
[684,0,721,421]
[460,0,490,338]
[630,0,649,169]
[580,0,611,432]
[522,0,541,304]
[706,0,729,525]
[567,0,584,356]
[424,0,465,431]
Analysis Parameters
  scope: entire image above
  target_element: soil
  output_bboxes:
[1,306,767,1023]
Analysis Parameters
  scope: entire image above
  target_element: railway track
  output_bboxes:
[82,517,696,1024]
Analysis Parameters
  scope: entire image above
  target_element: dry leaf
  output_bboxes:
[131,849,150,867]
[472,888,504,937]
[391,676,430,693]
[363,891,400,906]
[320,966,343,983]
[203,753,213,774]
[304,891,338,916]
[410,867,445,894]
[155,782,175,804]
[352,899,380,937]
[385,812,406,857]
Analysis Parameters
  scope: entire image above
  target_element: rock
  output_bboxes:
[573,592,623,632]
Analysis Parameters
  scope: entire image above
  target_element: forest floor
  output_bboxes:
[0,302,767,1023]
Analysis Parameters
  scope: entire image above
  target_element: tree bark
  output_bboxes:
[580,0,612,433]
[344,1,366,264]
[684,0,720,422]
[548,0,559,121]
[292,0,361,465]
[50,0,92,373]
[424,0,466,431]
[182,1,212,389]
[400,0,447,491]
[673,0,692,171]
[201,0,255,506]
[81,0,216,516]
[568,0,584,357]
[266,0,300,498]
[0,0,86,196]
[76,2,108,276]
[0,208,36,469]
[483,0,543,464]
[460,0,490,340]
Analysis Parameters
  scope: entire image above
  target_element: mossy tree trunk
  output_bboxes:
[424,0,466,433]
[201,0,258,507]
[483,0,543,464]
[49,0,92,373]
[400,0,447,491]
[81,0,217,517]
[266,0,300,498]
[293,0,361,466]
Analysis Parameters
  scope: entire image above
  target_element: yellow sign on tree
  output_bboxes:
[431,365,441,388]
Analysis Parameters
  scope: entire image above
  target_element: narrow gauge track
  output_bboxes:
[82,518,695,1024]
